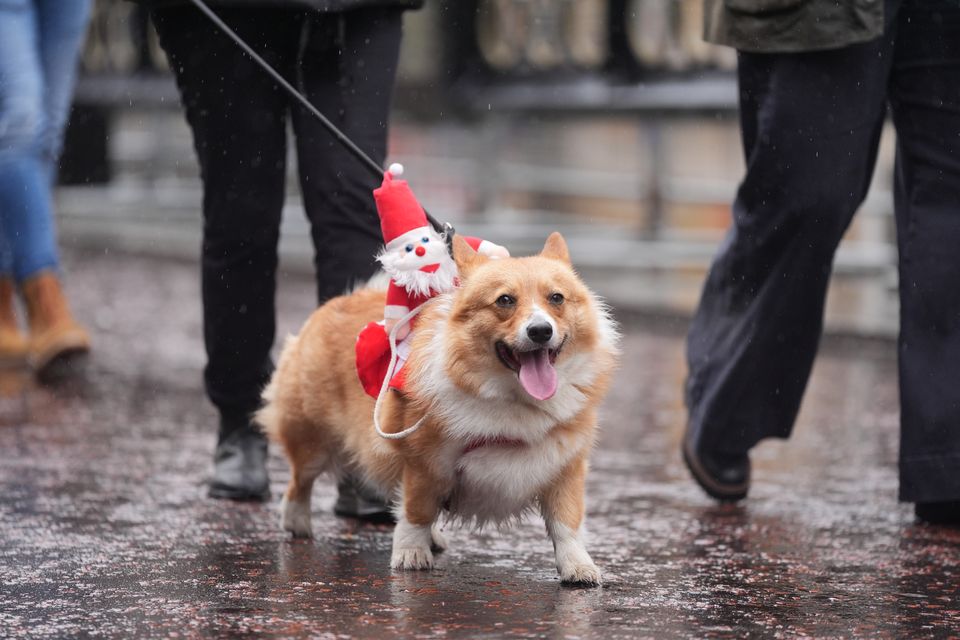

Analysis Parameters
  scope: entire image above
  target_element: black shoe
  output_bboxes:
[333,475,395,523]
[682,432,750,502]
[208,422,270,501]
[915,501,960,526]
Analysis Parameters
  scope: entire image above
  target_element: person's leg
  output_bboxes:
[0,0,89,281]
[20,0,92,378]
[889,0,960,522]
[0,0,91,375]
[152,6,301,499]
[34,0,91,179]
[291,7,402,304]
[0,44,52,281]
[0,1,41,360]
[290,8,402,518]
[684,31,895,500]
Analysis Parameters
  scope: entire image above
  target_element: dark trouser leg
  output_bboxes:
[291,8,403,304]
[890,0,960,504]
[685,40,893,457]
[291,9,403,518]
[152,7,303,499]
[152,7,299,424]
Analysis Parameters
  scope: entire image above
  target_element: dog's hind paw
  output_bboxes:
[280,495,313,538]
[391,546,434,570]
[430,525,448,553]
[559,561,603,586]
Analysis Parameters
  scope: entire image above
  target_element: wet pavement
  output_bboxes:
[1,249,958,638]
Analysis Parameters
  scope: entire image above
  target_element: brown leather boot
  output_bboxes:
[0,277,28,368]
[22,271,90,377]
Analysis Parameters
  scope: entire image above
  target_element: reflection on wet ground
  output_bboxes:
[1,251,957,638]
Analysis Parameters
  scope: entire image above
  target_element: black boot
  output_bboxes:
[915,500,960,526]
[682,431,751,502]
[333,474,395,523]
[209,417,270,501]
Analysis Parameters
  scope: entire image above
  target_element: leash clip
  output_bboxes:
[443,222,456,258]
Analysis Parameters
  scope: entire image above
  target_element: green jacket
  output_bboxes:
[703,0,884,53]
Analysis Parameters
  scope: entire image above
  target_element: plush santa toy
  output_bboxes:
[355,164,508,398]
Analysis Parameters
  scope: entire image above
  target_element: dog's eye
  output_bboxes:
[422,237,430,243]
[405,244,414,252]
[496,294,516,308]
[549,292,564,306]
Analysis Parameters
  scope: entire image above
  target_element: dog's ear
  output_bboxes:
[452,233,487,278]
[540,232,571,264]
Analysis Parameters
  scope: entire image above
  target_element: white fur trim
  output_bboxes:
[475,239,505,258]
[389,260,458,298]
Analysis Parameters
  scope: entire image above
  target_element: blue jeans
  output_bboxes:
[0,0,90,281]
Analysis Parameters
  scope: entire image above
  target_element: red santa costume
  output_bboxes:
[355,165,507,398]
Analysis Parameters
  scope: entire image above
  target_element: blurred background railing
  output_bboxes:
[58,0,899,336]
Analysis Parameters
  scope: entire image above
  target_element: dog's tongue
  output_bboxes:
[517,349,557,400]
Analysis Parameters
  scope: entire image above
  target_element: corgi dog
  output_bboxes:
[257,232,619,584]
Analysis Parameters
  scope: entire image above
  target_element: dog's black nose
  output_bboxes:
[527,322,553,344]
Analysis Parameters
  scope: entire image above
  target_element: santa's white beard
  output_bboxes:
[383,257,458,297]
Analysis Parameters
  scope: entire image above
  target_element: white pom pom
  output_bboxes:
[388,162,404,177]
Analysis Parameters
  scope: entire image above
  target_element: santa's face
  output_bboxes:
[382,230,450,274]
[377,229,458,296]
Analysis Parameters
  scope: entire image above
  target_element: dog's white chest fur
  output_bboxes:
[449,441,560,523]
[429,420,593,526]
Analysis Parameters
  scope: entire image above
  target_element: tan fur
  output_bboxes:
[540,448,589,530]
[258,289,405,498]
[258,232,618,583]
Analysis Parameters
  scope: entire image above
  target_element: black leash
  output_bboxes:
[186,0,454,244]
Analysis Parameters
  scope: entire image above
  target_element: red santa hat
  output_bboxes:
[373,163,432,251]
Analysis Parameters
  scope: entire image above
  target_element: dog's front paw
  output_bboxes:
[392,517,436,569]
[280,495,313,538]
[548,522,602,586]
[391,546,434,570]
[559,560,602,586]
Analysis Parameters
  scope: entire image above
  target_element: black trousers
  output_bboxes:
[152,6,401,424]
[685,0,960,503]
